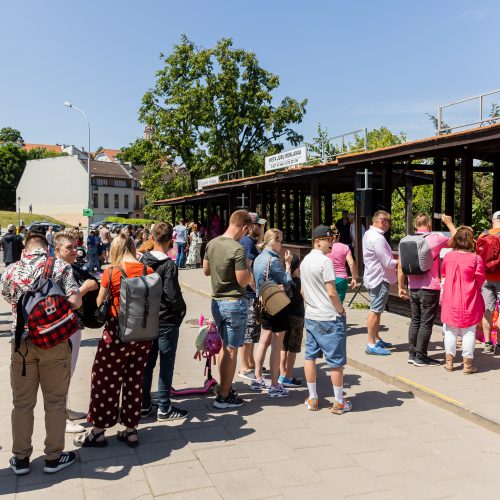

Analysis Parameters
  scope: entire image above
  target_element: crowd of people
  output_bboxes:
[0,207,499,477]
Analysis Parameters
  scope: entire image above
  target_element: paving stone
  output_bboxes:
[16,481,85,499]
[137,438,196,466]
[240,440,295,463]
[281,482,343,500]
[259,458,321,488]
[83,480,152,499]
[155,486,222,499]
[319,465,389,497]
[293,445,357,470]
[209,468,280,500]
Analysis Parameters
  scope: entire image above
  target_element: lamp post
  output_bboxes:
[64,100,92,234]
[17,196,21,229]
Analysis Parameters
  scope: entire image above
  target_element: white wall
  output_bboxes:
[93,186,133,222]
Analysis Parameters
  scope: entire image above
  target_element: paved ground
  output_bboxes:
[1,265,500,499]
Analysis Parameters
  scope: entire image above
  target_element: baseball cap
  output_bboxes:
[312,224,334,239]
[249,212,266,225]
[493,211,500,220]
[7,224,16,231]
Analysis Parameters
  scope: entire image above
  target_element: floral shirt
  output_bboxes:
[0,248,79,333]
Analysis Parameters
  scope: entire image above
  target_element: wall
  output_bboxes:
[93,185,134,222]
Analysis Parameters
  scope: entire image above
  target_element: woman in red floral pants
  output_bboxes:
[75,234,153,448]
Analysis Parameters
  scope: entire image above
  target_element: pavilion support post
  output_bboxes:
[249,188,256,212]
[293,189,300,243]
[445,157,455,219]
[354,172,364,274]
[194,205,199,223]
[460,154,473,226]
[181,204,186,221]
[311,179,320,228]
[324,193,332,225]
[276,188,283,231]
[207,202,212,239]
[171,205,176,226]
[228,190,236,215]
[382,168,392,213]
[269,189,275,228]
[299,192,306,240]
[493,161,500,215]
[261,190,267,220]
[405,175,414,235]
[432,157,443,230]
[285,188,291,241]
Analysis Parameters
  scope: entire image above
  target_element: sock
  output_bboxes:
[307,382,318,400]
[333,386,344,403]
[368,343,376,348]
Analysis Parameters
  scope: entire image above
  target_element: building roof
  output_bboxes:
[94,148,120,162]
[23,143,63,153]
[84,160,133,179]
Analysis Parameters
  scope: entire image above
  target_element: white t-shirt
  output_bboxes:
[45,231,53,245]
[300,249,339,321]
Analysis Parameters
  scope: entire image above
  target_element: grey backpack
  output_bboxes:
[114,265,162,342]
[399,233,436,275]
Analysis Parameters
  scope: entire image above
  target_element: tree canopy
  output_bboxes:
[0,127,24,145]
[139,35,307,194]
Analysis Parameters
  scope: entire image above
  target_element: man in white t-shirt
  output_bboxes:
[300,225,351,415]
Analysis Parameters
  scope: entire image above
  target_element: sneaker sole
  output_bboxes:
[407,359,415,364]
[43,459,75,474]
[10,466,30,476]
[268,392,290,398]
[238,373,256,381]
[305,402,319,411]
[212,401,245,409]
[157,414,188,421]
[281,383,302,388]
[365,351,391,356]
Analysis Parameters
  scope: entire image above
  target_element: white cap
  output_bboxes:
[493,211,500,220]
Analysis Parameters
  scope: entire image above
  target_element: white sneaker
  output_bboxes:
[65,420,85,433]
[66,409,87,420]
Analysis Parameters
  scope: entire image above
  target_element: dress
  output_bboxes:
[186,231,203,267]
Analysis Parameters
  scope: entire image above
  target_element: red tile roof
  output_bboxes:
[85,160,132,179]
[23,143,63,153]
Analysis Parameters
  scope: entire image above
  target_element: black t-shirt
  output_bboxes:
[289,276,305,317]
[336,218,352,245]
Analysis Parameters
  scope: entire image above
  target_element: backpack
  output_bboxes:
[15,257,79,374]
[71,264,101,329]
[113,265,162,343]
[476,232,500,274]
[399,233,436,275]
[195,320,222,358]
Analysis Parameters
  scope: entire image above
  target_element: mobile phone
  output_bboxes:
[433,213,442,220]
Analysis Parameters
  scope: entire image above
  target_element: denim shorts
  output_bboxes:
[304,317,347,368]
[211,298,248,349]
[482,280,500,313]
[368,281,389,313]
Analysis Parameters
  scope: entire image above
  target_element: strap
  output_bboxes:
[266,257,271,281]
[115,266,128,279]
[43,256,55,279]
[143,264,148,276]
[139,275,150,328]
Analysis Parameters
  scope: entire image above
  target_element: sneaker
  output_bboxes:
[140,404,155,418]
[9,456,30,476]
[278,375,302,388]
[268,384,289,398]
[366,345,391,356]
[376,338,393,349]
[213,393,245,409]
[43,451,76,474]
[305,398,319,411]
[331,399,352,415]
[414,356,442,367]
[483,343,495,354]
[65,420,85,433]
[157,405,189,421]
[250,377,269,391]
[408,354,416,364]
[66,408,86,420]
[238,369,256,381]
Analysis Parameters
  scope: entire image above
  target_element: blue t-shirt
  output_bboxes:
[174,225,187,244]
[240,235,259,299]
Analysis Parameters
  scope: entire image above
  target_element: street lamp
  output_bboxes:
[17,196,21,229]
[64,100,92,234]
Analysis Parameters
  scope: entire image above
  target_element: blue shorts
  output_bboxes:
[211,299,248,349]
[304,317,347,368]
[368,281,389,313]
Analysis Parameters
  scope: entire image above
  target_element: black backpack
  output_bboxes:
[71,265,101,329]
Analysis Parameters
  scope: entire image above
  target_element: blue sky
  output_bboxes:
[1,0,500,151]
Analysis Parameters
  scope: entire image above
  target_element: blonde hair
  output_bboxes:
[258,228,282,251]
[109,233,137,266]
[53,230,76,249]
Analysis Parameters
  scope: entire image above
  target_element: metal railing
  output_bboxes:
[437,88,500,134]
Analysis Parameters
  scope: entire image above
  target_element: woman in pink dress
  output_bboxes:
[441,226,485,374]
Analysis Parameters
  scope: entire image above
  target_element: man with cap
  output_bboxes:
[480,210,500,353]
[300,225,351,414]
[238,212,265,380]
[1,224,24,267]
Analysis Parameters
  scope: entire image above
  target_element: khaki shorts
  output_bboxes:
[482,280,500,313]
[282,315,305,353]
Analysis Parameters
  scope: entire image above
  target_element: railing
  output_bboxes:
[437,88,500,134]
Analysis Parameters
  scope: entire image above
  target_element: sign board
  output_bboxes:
[265,146,307,172]
[197,175,220,191]
[83,208,94,217]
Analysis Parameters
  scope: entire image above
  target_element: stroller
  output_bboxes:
[171,316,222,397]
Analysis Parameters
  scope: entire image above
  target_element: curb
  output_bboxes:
[347,356,500,436]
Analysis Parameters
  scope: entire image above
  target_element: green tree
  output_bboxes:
[0,127,24,144]
[305,124,339,162]
[139,35,307,194]
[25,147,67,160]
[0,143,27,209]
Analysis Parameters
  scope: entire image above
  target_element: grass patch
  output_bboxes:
[104,216,158,225]
[0,211,69,228]
[350,301,370,310]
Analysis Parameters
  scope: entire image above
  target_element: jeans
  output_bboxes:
[142,325,179,412]
[408,288,440,359]
[87,247,101,272]
[175,243,186,268]
[304,316,347,368]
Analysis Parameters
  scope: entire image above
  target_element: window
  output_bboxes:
[114,179,128,187]
[104,193,109,209]
[96,178,108,186]
[135,195,140,210]
[114,194,119,209]
[93,193,98,209]
[124,194,129,209]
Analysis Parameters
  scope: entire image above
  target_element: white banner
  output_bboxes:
[265,146,307,172]
[197,175,220,191]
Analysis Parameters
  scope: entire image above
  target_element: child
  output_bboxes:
[279,254,304,387]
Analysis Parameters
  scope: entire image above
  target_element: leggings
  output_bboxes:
[443,324,476,359]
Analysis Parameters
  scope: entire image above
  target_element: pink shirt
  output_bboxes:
[327,243,351,279]
[407,232,450,290]
[440,251,486,328]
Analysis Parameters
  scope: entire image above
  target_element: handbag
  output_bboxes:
[95,267,112,325]
[258,257,290,317]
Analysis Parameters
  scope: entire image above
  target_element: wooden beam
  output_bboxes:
[193,205,199,223]
[276,188,283,230]
[299,192,306,239]
[493,161,500,215]
[181,204,186,221]
[248,188,256,212]
[324,193,332,225]
[382,168,392,212]
[261,190,267,220]
[311,179,320,228]
[293,189,300,243]
[432,158,443,230]
[405,175,414,235]
[285,188,291,241]
[460,154,473,226]
[269,188,275,228]
[445,157,455,219]
[171,205,176,226]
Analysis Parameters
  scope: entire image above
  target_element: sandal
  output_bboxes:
[74,429,108,448]
[117,429,139,448]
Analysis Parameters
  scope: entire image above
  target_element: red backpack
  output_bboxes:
[476,232,500,274]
